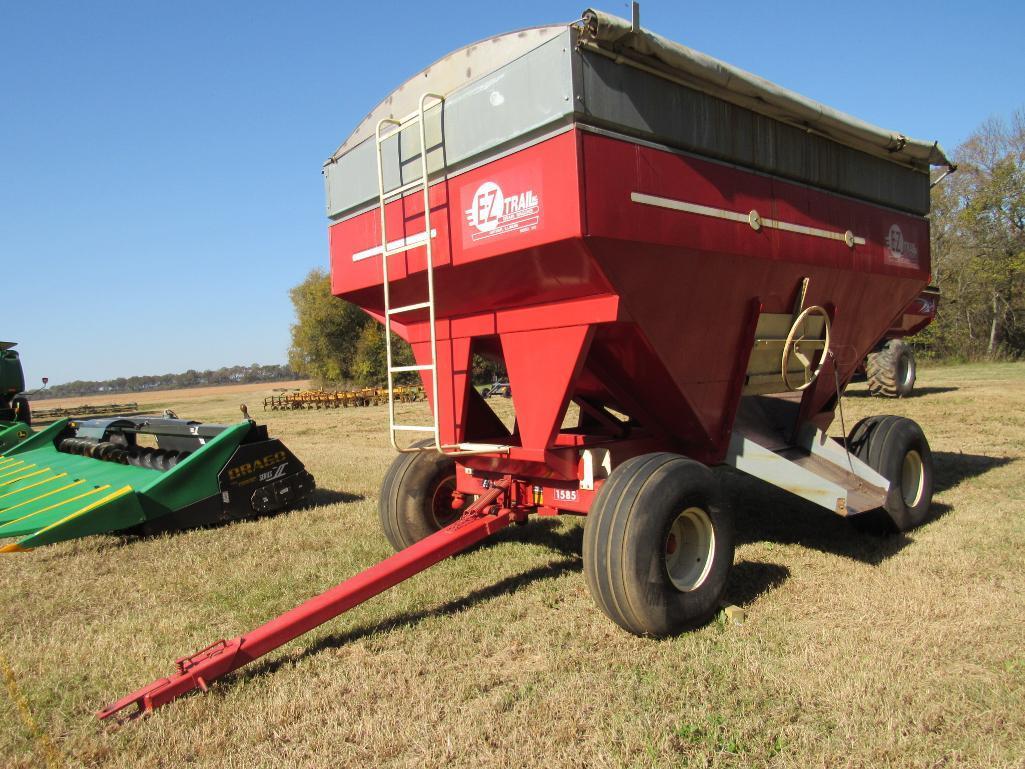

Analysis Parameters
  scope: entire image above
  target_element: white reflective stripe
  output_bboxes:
[766,217,866,245]
[352,229,437,262]
[390,364,434,372]
[630,192,866,246]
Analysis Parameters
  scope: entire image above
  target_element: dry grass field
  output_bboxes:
[2,363,1023,768]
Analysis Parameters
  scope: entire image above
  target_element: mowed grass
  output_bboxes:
[1,363,1024,768]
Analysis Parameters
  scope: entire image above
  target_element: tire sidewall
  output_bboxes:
[878,420,934,530]
[379,446,458,551]
[599,456,734,636]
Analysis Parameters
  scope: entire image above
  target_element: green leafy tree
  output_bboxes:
[351,323,417,386]
[287,268,373,382]
[923,110,1025,359]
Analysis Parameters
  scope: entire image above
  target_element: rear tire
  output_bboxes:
[378,442,461,551]
[583,453,734,637]
[847,415,934,533]
[866,339,916,398]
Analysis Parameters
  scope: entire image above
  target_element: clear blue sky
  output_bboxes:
[2,0,1021,387]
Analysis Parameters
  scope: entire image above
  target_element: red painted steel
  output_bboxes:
[97,482,514,720]
[331,126,932,479]
[886,287,940,338]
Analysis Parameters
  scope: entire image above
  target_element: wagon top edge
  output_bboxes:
[326,8,952,172]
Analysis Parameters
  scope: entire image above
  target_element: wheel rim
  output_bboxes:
[898,353,912,387]
[901,450,925,507]
[429,475,460,528]
[664,507,716,592]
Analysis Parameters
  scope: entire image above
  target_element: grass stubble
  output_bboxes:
[1,363,1023,768]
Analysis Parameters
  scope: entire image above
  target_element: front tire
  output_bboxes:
[847,415,934,532]
[583,453,734,637]
[378,443,462,551]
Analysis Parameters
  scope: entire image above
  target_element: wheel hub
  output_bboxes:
[664,507,716,592]
[430,476,460,527]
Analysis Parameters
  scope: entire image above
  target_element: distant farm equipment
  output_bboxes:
[31,402,144,424]
[263,385,425,411]
[0,341,33,428]
[481,382,511,399]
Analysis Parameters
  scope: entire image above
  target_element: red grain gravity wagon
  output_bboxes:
[99,9,954,718]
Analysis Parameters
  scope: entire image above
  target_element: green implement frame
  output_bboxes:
[0,416,314,552]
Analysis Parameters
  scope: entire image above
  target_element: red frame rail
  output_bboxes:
[98,480,514,721]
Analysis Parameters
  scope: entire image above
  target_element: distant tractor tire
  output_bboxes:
[846,415,935,533]
[866,339,916,398]
[583,453,734,637]
[378,441,462,551]
[11,396,30,426]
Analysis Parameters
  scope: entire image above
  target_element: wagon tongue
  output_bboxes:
[0,415,314,551]
[97,480,514,721]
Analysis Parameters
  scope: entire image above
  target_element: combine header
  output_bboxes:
[100,8,953,719]
[0,414,314,551]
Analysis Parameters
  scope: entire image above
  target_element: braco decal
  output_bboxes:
[465,181,541,242]
[911,296,937,316]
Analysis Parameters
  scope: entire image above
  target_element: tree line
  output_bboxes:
[920,110,1024,359]
[287,268,504,387]
[33,363,297,401]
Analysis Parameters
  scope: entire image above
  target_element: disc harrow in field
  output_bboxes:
[262,386,424,411]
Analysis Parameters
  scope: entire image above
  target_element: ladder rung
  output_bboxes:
[382,178,426,200]
[388,301,431,315]
[377,114,422,143]
[390,364,434,373]
[393,425,436,432]
[455,443,512,453]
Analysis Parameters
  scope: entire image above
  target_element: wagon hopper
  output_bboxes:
[100,8,952,718]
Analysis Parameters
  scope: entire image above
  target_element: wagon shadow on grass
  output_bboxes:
[228,516,803,689]
[235,530,584,684]
[841,385,960,399]
[725,450,1013,564]
[222,452,1012,688]
[92,487,367,551]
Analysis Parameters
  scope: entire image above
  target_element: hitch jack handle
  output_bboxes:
[98,480,513,721]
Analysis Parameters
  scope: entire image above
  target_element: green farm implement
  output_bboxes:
[0,415,314,552]
[0,341,32,435]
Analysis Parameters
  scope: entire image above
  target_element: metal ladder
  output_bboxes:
[374,93,509,457]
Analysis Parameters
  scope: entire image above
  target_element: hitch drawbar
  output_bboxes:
[97,480,513,721]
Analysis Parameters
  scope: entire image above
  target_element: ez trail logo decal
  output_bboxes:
[465,181,541,241]
[885,224,920,268]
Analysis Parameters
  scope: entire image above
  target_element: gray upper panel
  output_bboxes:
[324,30,576,221]
[575,48,932,214]
[325,10,949,222]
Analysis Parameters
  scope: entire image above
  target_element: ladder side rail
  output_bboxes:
[418,93,445,455]
[375,117,403,451]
